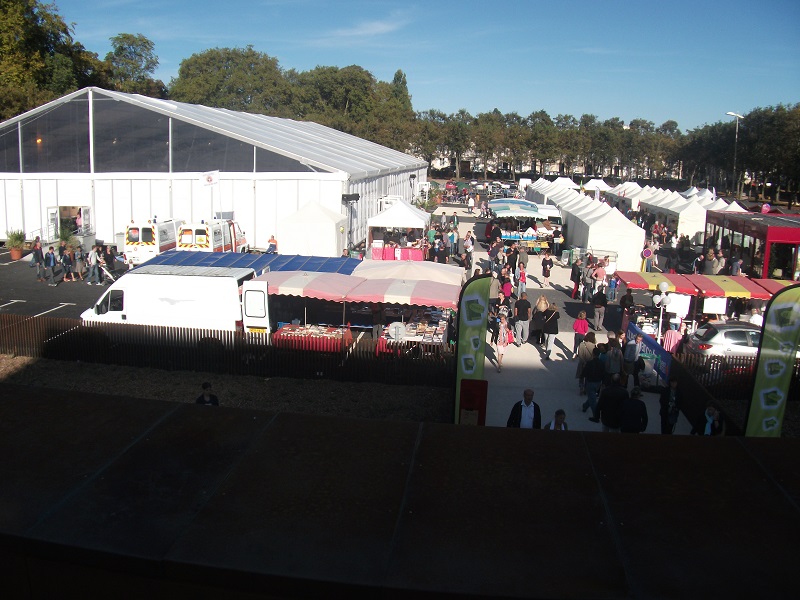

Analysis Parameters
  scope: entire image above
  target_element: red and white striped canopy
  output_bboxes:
[251,271,461,308]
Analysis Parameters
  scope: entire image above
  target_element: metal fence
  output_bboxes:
[0,315,455,386]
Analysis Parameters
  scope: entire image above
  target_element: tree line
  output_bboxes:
[2,1,798,203]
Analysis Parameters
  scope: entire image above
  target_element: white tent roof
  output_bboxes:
[367,201,430,229]
[583,179,612,192]
[0,88,427,180]
[724,201,747,212]
[704,198,730,211]
[681,186,699,198]
[552,177,580,190]
[566,206,645,271]
[353,260,464,286]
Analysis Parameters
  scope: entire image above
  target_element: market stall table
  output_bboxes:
[272,325,353,352]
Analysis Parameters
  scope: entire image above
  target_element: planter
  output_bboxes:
[9,247,23,261]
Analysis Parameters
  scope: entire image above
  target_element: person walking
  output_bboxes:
[572,310,590,356]
[582,347,605,421]
[32,242,45,282]
[541,251,554,288]
[86,245,100,285]
[43,246,58,286]
[620,387,649,433]
[61,247,75,281]
[570,257,583,299]
[623,333,646,388]
[72,245,85,281]
[530,294,548,346]
[542,302,560,360]
[516,262,527,297]
[506,388,542,429]
[575,331,596,394]
[495,315,511,372]
[597,373,628,432]
[592,287,608,331]
[659,377,681,434]
[513,292,531,347]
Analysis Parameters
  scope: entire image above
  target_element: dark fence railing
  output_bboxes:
[0,315,455,386]
[674,352,800,435]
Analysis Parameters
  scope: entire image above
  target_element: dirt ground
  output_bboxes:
[0,354,454,423]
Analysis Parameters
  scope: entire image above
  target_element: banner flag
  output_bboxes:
[454,274,492,423]
[745,283,800,437]
[201,170,220,186]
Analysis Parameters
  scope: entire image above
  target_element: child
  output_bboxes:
[608,276,618,301]
[517,263,527,297]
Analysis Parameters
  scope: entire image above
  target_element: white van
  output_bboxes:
[124,218,184,266]
[177,219,248,253]
[81,265,255,330]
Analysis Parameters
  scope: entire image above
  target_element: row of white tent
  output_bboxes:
[525,178,645,271]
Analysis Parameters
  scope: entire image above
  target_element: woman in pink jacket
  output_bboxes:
[572,309,590,356]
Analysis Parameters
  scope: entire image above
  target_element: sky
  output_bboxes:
[54,0,800,132]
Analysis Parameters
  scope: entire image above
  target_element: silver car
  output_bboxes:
[684,322,762,358]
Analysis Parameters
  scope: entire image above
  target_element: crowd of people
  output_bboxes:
[29,237,121,286]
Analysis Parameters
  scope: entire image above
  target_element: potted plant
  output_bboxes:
[5,230,26,261]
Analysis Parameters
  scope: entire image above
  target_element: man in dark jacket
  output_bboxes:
[591,288,608,331]
[570,257,583,299]
[507,388,542,429]
[620,386,649,433]
[582,347,605,421]
[597,373,628,432]
[659,377,681,434]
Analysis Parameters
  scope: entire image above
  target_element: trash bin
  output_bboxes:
[561,250,571,265]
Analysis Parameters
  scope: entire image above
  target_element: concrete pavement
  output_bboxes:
[436,204,693,434]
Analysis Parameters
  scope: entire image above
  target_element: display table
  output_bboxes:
[272,325,353,352]
[375,320,447,357]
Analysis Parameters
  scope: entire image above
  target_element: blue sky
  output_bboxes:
[55,0,799,132]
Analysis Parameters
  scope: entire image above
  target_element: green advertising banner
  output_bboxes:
[746,283,800,437]
[454,274,492,424]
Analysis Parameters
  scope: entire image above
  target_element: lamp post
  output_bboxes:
[652,280,672,344]
[409,173,417,204]
[726,112,744,199]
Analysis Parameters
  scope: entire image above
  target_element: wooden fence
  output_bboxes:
[0,315,455,386]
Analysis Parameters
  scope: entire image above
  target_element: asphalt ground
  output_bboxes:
[0,247,120,319]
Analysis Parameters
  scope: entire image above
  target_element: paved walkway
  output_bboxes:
[436,204,693,434]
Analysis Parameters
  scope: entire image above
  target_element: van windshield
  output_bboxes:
[127,228,139,243]
[140,227,154,243]
[179,228,194,244]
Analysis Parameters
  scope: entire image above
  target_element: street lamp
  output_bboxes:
[409,173,417,203]
[726,112,744,199]
[652,280,672,344]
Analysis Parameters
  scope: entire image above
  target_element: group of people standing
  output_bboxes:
[30,239,119,286]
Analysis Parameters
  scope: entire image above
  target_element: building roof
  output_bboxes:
[1,87,426,180]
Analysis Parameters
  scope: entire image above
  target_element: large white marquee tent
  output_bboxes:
[0,87,427,256]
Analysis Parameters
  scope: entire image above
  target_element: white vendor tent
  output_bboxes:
[353,260,465,286]
[583,179,612,192]
[724,201,747,212]
[367,201,430,230]
[279,203,347,257]
[570,208,645,271]
[553,177,580,190]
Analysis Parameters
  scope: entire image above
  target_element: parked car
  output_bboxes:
[684,322,762,359]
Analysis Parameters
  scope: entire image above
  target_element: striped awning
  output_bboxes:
[614,271,696,295]
[682,275,771,300]
[753,279,796,296]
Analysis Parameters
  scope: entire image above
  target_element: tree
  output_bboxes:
[169,46,291,116]
[0,0,106,119]
[443,110,473,179]
[526,110,556,175]
[412,110,447,173]
[554,114,579,175]
[105,33,164,96]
